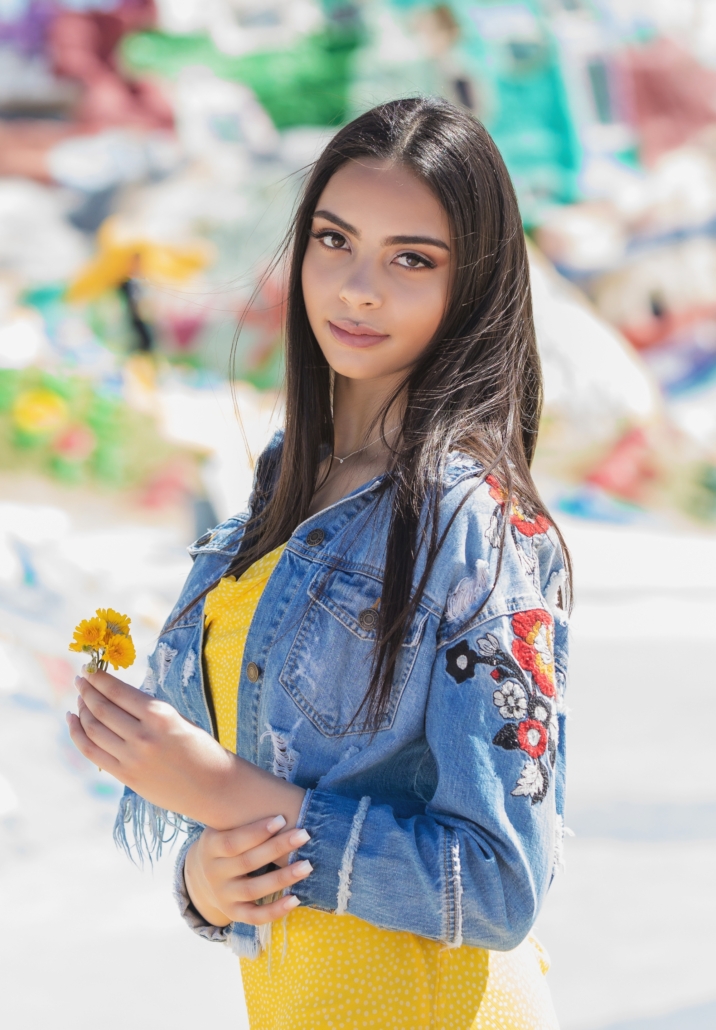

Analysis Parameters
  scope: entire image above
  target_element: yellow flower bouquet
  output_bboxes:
[69,607,136,673]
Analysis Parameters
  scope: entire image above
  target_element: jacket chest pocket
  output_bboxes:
[279,567,428,736]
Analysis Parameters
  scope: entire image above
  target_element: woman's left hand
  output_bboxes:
[68,667,244,830]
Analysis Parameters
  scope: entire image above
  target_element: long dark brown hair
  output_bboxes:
[181,97,571,730]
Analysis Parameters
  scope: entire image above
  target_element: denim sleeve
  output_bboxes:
[291,605,566,951]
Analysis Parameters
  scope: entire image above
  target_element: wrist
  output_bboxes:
[184,840,231,928]
[208,754,306,833]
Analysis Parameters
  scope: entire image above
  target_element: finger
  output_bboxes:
[82,667,150,720]
[231,859,313,904]
[220,826,311,876]
[66,712,119,772]
[208,815,290,859]
[76,677,139,739]
[77,695,126,758]
[230,893,300,926]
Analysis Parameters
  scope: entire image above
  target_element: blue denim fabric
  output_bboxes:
[115,432,569,959]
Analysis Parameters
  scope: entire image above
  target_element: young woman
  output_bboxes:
[68,97,570,1029]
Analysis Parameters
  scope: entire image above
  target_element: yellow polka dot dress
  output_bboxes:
[203,545,560,1030]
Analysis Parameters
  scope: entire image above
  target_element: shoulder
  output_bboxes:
[187,515,248,559]
[434,453,568,630]
[439,452,562,558]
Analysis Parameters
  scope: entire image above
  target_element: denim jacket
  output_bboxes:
[115,432,569,959]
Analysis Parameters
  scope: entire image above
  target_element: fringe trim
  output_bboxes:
[336,795,370,915]
[113,788,188,865]
[226,927,263,960]
[260,722,300,782]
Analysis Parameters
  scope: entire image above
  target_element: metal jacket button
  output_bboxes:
[306,528,324,546]
[246,661,260,682]
[358,608,379,631]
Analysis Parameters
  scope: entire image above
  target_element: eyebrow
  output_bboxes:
[313,209,450,252]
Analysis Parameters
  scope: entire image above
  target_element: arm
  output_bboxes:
[67,667,305,835]
[288,605,566,950]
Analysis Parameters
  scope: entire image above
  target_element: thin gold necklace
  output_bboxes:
[332,425,400,464]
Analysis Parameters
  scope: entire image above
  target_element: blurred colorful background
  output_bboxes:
[0,2,715,1028]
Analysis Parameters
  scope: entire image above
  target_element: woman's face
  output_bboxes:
[301,159,452,383]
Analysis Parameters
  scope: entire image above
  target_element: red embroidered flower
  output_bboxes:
[486,474,506,504]
[517,719,548,759]
[510,508,551,537]
[511,609,556,697]
[485,476,551,538]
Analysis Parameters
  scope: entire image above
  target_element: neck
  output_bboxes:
[332,372,404,456]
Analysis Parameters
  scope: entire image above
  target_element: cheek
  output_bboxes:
[301,249,337,322]
[392,276,447,351]
[300,255,321,322]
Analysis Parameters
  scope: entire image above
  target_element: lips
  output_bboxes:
[328,321,389,348]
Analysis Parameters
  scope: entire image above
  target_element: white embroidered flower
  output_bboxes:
[511,759,545,799]
[493,681,527,719]
[476,633,500,657]
[485,511,502,547]
[515,542,536,578]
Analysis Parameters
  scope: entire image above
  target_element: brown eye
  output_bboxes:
[395,251,434,269]
[311,230,347,250]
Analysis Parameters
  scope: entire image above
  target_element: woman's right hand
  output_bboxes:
[184,815,312,927]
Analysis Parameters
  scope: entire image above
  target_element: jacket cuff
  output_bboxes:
[172,829,232,944]
[291,789,371,915]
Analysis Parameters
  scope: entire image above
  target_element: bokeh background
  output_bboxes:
[1,2,715,1028]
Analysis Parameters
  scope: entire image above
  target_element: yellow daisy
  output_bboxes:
[69,617,107,653]
[104,633,136,670]
[96,608,131,637]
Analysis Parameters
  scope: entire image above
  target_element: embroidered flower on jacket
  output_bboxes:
[476,633,500,658]
[511,609,556,697]
[485,510,502,548]
[516,718,548,759]
[485,475,551,538]
[511,759,549,804]
[493,681,528,719]
[476,609,560,806]
[528,696,552,724]
[445,640,479,683]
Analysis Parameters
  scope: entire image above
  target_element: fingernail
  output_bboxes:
[289,828,310,847]
[74,676,83,688]
[294,860,312,875]
[65,711,71,722]
[283,895,300,910]
[266,815,286,833]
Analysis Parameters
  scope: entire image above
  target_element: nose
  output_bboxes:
[338,258,382,310]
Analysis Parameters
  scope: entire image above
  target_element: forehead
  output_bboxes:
[315,159,449,237]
